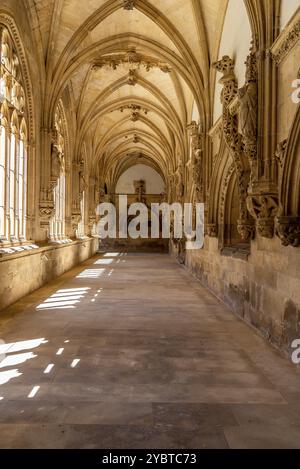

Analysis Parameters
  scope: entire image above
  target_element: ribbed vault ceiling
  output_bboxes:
[26,0,227,183]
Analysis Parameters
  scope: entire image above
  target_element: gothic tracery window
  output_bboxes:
[0,27,27,243]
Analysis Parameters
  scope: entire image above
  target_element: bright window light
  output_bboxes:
[36,306,76,310]
[104,253,119,257]
[44,295,84,302]
[48,293,86,299]
[44,364,54,374]
[56,348,64,356]
[0,338,47,355]
[37,300,80,309]
[94,259,113,265]
[71,359,80,368]
[57,288,90,293]
[28,385,40,399]
[0,352,37,369]
[0,369,22,385]
[76,269,106,278]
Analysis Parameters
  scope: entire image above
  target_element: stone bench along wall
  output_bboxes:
[0,238,98,311]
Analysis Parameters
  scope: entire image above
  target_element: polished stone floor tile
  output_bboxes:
[0,252,300,448]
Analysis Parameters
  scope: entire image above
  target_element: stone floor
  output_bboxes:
[0,251,300,449]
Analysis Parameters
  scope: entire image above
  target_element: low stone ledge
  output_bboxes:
[0,238,95,263]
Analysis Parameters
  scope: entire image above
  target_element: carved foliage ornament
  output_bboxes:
[127,69,138,86]
[271,19,300,65]
[92,50,171,74]
[212,56,250,231]
[276,216,300,247]
[117,104,148,122]
[122,0,135,10]
[275,139,287,169]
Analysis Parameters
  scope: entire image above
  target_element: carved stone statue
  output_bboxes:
[238,47,258,166]
[238,81,257,143]
[193,148,203,202]
[79,171,87,195]
[134,180,146,204]
[175,162,184,201]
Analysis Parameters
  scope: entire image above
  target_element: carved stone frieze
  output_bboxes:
[92,50,171,74]
[271,17,300,65]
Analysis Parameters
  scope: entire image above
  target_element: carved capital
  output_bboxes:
[237,219,255,241]
[276,216,300,247]
[247,194,279,238]
[39,203,54,227]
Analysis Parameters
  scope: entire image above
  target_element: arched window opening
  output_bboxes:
[0,27,28,245]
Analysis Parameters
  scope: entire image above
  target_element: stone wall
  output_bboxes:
[185,238,300,355]
[0,238,98,311]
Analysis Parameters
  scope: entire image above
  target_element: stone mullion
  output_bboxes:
[14,132,20,242]
[39,127,54,234]
[4,125,10,242]
[64,159,72,238]
[71,161,82,237]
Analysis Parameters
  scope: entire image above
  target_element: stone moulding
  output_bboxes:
[208,117,222,140]
[271,12,300,65]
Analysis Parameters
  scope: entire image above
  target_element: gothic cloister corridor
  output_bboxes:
[0,251,300,449]
[0,0,300,456]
